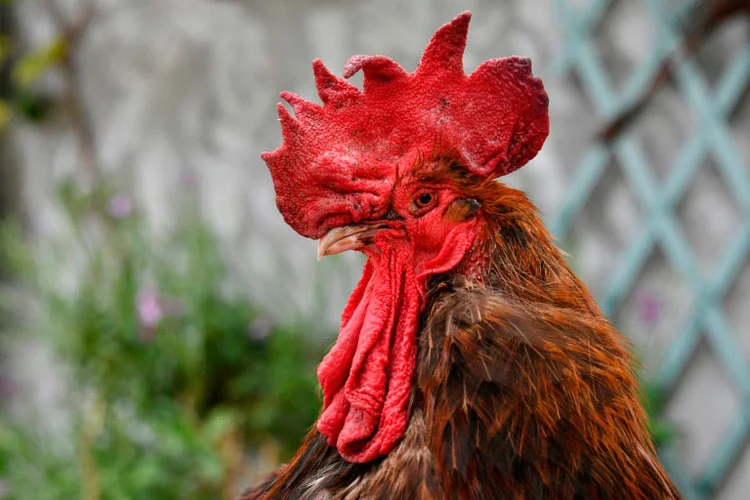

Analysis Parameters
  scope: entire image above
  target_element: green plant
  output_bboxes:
[639,379,677,451]
[0,31,62,131]
[0,180,323,499]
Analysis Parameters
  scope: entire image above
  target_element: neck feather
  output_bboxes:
[443,182,601,316]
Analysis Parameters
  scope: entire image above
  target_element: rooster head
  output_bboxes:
[261,11,549,463]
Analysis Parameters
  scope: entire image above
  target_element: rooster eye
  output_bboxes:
[414,192,435,209]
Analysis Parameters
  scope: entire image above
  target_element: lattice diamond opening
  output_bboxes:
[616,249,695,373]
[568,161,644,296]
[628,86,696,181]
[676,161,744,277]
[663,339,742,477]
[593,0,658,92]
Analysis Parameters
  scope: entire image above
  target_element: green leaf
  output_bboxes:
[11,88,54,122]
[12,37,67,87]
[201,409,238,442]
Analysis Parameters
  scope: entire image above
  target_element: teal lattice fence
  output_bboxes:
[548,0,750,498]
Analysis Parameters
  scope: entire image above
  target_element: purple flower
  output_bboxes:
[137,291,164,330]
[135,290,184,342]
[107,195,134,219]
[636,291,661,328]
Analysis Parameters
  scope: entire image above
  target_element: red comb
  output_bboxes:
[262,11,549,239]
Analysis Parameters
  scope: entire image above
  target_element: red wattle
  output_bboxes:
[316,222,479,463]
[317,237,420,463]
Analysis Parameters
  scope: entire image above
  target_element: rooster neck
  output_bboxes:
[243,185,674,500]
[413,277,679,499]
[422,178,603,317]
[243,248,678,500]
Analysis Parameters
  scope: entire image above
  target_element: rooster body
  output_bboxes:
[244,162,679,499]
[246,11,680,500]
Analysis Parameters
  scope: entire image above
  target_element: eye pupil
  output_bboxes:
[418,193,433,206]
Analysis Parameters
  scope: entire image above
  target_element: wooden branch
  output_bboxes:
[39,0,100,185]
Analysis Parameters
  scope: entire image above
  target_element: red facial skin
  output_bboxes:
[366,167,482,277]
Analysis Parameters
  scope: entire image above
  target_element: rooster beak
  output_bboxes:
[317,224,389,261]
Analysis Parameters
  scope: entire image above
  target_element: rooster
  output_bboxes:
[243,11,680,500]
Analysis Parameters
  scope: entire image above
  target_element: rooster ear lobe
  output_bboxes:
[417,11,471,77]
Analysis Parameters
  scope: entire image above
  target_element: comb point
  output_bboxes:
[313,59,360,104]
[418,11,471,76]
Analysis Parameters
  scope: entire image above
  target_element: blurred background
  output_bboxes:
[0,0,748,498]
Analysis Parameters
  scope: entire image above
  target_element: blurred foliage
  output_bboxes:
[0,6,61,132]
[640,380,677,451]
[0,180,324,499]
[11,36,65,87]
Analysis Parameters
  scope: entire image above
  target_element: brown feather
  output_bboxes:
[240,156,680,499]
